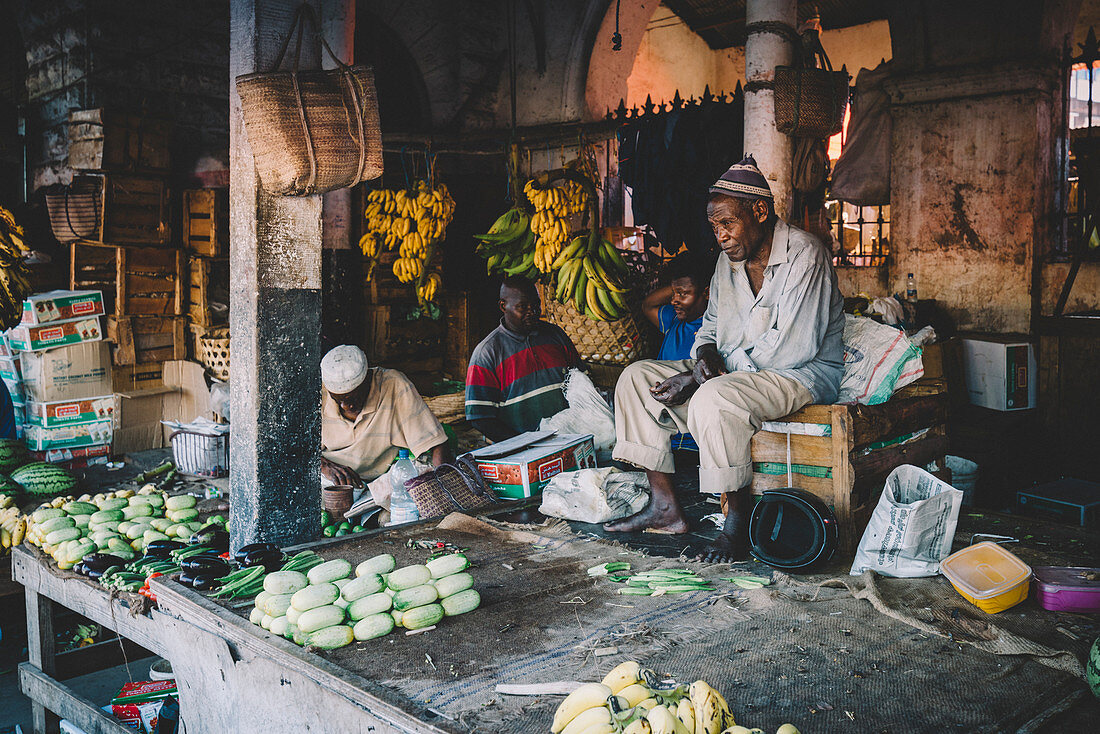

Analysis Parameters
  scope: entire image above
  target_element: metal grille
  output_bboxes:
[1058,27,1100,260]
[827,200,889,267]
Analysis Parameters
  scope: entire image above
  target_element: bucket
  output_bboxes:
[946,455,979,505]
[148,657,174,680]
[322,485,354,521]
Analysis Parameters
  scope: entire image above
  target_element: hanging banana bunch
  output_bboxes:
[0,205,32,330]
[360,180,455,306]
[524,177,590,273]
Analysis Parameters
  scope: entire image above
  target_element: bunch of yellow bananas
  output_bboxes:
[0,497,27,555]
[392,256,424,283]
[524,179,588,273]
[553,235,633,322]
[360,181,455,302]
[0,205,32,330]
[417,273,441,303]
[551,661,803,734]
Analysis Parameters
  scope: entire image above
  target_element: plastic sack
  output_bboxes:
[850,464,963,577]
[539,467,649,524]
[539,368,615,451]
[838,315,924,405]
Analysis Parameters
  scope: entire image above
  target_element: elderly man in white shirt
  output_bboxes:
[607,155,844,562]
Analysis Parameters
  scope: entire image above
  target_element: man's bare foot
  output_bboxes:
[604,500,689,534]
[695,530,750,563]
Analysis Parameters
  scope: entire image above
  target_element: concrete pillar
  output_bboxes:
[229,0,330,549]
[744,0,796,219]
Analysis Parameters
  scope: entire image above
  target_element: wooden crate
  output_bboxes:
[746,379,950,553]
[106,315,186,366]
[68,173,170,246]
[182,189,228,256]
[68,109,171,173]
[188,256,229,327]
[70,242,185,317]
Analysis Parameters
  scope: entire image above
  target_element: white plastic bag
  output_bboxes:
[850,464,963,577]
[838,315,924,405]
[539,369,615,451]
[539,467,649,524]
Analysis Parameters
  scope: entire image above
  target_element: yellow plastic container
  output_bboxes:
[940,542,1032,614]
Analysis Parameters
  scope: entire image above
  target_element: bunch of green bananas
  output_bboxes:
[475,207,539,281]
[0,205,32,330]
[552,235,632,322]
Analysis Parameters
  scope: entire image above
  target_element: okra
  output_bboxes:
[280,551,324,573]
[210,566,265,598]
[617,587,654,596]
[587,562,631,577]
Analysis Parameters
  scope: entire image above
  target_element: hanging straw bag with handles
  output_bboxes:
[235,3,382,195]
[774,35,849,139]
[404,455,501,520]
[44,179,101,242]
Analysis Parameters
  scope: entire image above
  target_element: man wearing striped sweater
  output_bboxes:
[465,277,581,442]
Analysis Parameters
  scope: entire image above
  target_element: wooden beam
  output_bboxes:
[850,393,949,449]
[55,636,155,681]
[26,586,60,734]
[12,546,169,656]
[19,663,135,734]
[151,578,454,733]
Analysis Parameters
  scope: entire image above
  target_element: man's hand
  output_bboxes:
[320,456,362,487]
[650,370,699,406]
[693,343,727,384]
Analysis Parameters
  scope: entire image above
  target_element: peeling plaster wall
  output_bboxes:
[890,89,1049,333]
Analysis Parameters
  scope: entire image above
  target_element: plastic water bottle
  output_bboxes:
[906,273,918,304]
[388,449,420,525]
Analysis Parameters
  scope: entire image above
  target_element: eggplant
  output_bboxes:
[181,556,230,576]
[83,553,128,573]
[179,571,197,587]
[241,548,285,571]
[191,574,219,591]
[144,540,186,558]
[189,526,230,550]
[73,562,87,576]
[87,567,105,580]
[233,542,279,564]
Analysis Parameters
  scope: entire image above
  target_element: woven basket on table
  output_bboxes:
[538,284,653,388]
[197,327,230,381]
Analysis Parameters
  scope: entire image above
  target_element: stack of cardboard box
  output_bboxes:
[5,289,115,469]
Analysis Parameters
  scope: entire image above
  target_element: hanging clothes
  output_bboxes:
[616,93,744,254]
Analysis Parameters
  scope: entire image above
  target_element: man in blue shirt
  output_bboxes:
[642,251,712,451]
[643,250,712,361]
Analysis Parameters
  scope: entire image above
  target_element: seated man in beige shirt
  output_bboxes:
[319,345,450,497]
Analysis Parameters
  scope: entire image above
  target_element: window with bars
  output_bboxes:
[1059,27,1100,259]
[826,200,890,267]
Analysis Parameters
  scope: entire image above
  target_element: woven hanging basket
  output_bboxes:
[235,4,382,195]
[538,284,653,368]
[44,179,100,243]
[197,326,230,381]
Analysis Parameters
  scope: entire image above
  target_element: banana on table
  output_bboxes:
[550,660,804,734]
[0,496,27,554]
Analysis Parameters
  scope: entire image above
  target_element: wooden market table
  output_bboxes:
[12,543,455,734]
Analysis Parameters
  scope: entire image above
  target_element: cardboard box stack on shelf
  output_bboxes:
[5,289,115,468]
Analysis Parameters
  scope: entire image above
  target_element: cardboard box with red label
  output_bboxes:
[21,289,105,325]
[465,431,596,500]
[25,394,118,427]
[31,443,112,469]
[24,419,113,451]
[8,317,103,351]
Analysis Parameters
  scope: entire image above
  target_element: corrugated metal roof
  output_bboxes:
[661,0,888,50]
